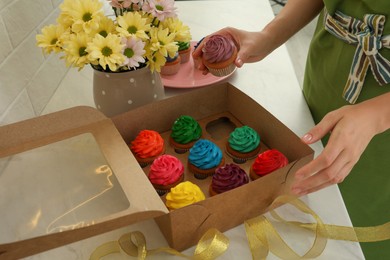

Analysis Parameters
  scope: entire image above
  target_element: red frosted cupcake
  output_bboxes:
[130,130,165,168]
[202,35,237,77]
[209,163,249,196]
[249,149,289,180]
[148,155,184,196]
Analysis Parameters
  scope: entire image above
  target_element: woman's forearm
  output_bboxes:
[360,91,390,135]
[262,0,324,52]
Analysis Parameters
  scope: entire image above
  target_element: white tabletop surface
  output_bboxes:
[25,0,364,259]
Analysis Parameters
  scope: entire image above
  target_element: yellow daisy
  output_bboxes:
[62,32,92,70]
[91,16,116,38]
[87,33,125,71]
[36,24,66,54]
[148,27,177,58]
[146,50,166,73]
[162,17,191,43]
[61,0,104,34]
[116,12,150,40]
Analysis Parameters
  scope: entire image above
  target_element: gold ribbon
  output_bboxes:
[90,195,390,260]
[89,228,229,260]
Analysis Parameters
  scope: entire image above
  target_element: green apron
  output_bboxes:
[303,0,390,259]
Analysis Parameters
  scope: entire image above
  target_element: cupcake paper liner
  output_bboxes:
[207,63,236,77]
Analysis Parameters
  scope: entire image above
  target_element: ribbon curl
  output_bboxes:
[325,10,390,104]
[89,228,229,260]
[90,195,390,260]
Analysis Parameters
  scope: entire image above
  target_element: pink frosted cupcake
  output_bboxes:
[202,35,237,77]
[149,154,184,196]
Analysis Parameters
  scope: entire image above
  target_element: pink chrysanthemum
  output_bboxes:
[121,37,146,68]
[142,0,177,21]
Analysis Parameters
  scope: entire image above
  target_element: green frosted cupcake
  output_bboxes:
[169,115,202,154]
[226,125,261,164]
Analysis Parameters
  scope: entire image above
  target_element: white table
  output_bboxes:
[27,0,364,259]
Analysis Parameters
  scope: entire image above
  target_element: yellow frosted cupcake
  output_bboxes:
[165,181,205,210]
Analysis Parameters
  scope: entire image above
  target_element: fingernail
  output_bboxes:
[302,133,313,142]
[236,58,243,67]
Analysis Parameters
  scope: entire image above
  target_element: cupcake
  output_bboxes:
[249,149,289,180]
[130,130,165,167]
[161,52,181,75]
[188,139,225,179]
[226,125,261,164]
[169,115,202,154]
[148,155,184,196]
[165,181,206,210]
[178,41,191,63]
[209,163,249,196]
[201,34,237,77]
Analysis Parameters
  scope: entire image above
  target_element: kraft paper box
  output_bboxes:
[0,83,313,259]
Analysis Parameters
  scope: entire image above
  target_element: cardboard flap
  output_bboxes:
[0,106,167,259]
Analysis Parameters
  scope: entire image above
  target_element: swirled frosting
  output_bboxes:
[252,149,289,176]
[165,181,205,210]
[171,115,202,144]
[211,164,249,194]
[228,126,260,153]
[130,130,164,158]
[149,155,184,185]
[202,35,235,63]
[188,139,223,170]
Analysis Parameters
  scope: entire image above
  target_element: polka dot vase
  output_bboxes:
[92,66,165,117]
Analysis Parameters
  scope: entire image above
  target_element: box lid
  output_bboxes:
[0,106,166,259]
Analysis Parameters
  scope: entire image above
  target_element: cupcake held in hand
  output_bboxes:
[226,125,261,164]
[165,181,206,210]
[202,34,237,77]
[170,115,202,154]
[209,163,249,196]
[130,130,165,167]
[250,149,289,180]
[148,155,184,196]
[188,139,225,179]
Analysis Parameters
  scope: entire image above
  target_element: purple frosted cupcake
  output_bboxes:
[209,163,249,196]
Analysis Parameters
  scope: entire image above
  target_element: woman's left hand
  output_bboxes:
[291,95,390,195]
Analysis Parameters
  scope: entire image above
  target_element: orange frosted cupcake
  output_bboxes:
[202,35,237,77]
[130,130,165,168]
[149,155,184,196]
[165,181,205,210]
[249,149,289,180]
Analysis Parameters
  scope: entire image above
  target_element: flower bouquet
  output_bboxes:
[36,0,192,73]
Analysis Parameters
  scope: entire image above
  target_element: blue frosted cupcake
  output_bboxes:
[187,139,225,179]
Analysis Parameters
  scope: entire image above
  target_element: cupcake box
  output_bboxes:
[0,83,313,258]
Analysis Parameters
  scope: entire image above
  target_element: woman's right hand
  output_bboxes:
[192,27,275,72]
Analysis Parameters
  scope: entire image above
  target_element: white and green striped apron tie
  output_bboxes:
[324,10,390,104]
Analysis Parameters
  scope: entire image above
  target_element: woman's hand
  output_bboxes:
[192,27,276,73]
[291,94,390,196]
